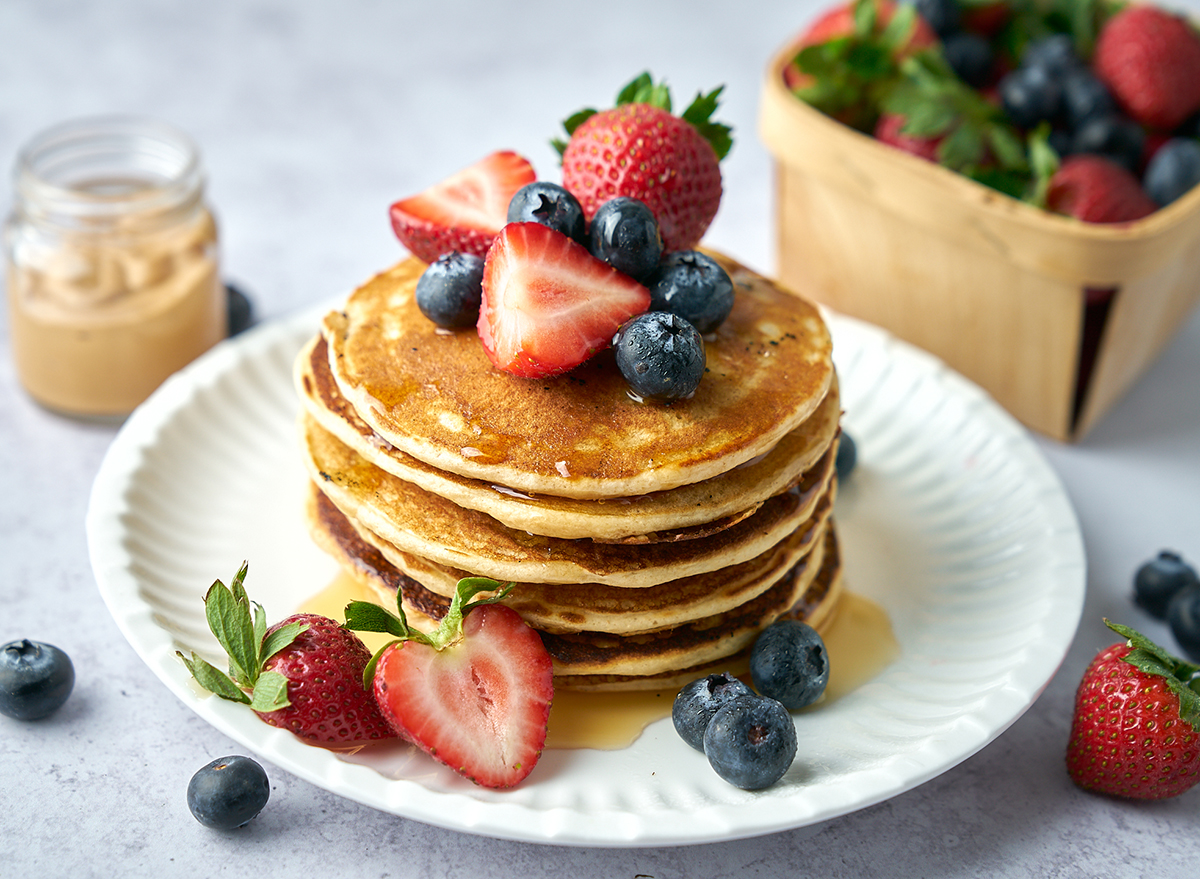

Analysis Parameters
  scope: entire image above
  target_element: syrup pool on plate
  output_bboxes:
[301,574,899,750]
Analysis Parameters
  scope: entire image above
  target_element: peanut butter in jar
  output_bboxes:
[5,116,227,419]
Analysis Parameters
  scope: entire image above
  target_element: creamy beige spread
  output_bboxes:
[7,197,226,417]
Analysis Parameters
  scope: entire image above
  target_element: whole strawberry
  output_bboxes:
[1093,4,1200,132]
[555,72,732,252]
[179,563,396,748]
[1066,621,1200,800]
[346,576,554,789]
[1046,154,1157,224]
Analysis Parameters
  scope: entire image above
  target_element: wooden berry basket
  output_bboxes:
[759,43,1200,441]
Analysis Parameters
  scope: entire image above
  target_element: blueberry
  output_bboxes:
[1143,138,1200,207]
[1134,550,1200,619]
[672,672,755,751]
[225,283,255,337]
[1071,115,1145,174]
[187,755,271,830]
[749,620,830,710]
[999,65,1063,130]
[1021,34,1082,78]
[911,0,959,37]
[1167,584,1200,662]
[0,639,74,720]
[588,197,663,284]
[703,695,797,790]
[647,251,734,334]
[507,182,586,244]
[614,311,705,402]
[943,31,994,89]
[1062,69,1116,131]
[835,431,857,481]
[1047,128,1074,159]
[414,251,485,328]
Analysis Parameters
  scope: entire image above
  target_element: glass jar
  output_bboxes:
[5,116,226,419]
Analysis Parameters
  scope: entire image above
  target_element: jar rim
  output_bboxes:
[13,115,205,227]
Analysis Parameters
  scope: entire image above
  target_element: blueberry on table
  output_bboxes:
[672,671,755,751]
[647,251,734,335]
[0,639,74,720]
[225,283,255,337]
[507,181,586,244]
[1167,584,1200,662]
[187,755,271,830]
[1143,139,1200,207]
[703,695,797,790]
[588,197,663,284]
[614,311,705,402]
[749,620,830,710]
[1133,550,1199,619]
[415,251,486,328]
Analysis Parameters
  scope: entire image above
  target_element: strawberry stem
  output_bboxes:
[345,577,515,688]
[1105,619,1200,730]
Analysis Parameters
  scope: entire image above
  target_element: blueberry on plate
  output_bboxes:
[0,639,74,720]
[672,672,755,752]
[588,197,663,284]
[1167,584,1200,662]
[187,755,271,830]
[1134,550,1200,619]
[1143,139,1200,207]
[703,694,797,790]
[415,251,486,328]
[749,619,830,710]
[835,431,857,482]
[647,251,734,334]
[614,311,705,402]
[507,181,586,244]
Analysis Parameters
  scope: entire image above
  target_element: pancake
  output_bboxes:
[302,412,837,588]
[307,479,835,634]
[322,253,834,499]
[303,481,843,688]
[297,333,842,541]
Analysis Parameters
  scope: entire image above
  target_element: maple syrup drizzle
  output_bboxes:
[300,573,898,751]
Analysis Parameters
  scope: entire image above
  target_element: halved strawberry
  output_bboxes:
[345,578,554,790]
[477,222,650,378]
[389,151,536,264]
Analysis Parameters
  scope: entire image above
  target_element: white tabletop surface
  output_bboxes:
[3,1,1199,876]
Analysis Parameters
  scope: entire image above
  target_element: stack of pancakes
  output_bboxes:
[295,252,845,691]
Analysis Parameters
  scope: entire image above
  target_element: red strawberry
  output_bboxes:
[1046,154,1157,224]
[1066,621,1200,800]
[477,222,650,378]
[873,112,942,162]
[1093,5,1200,131]
[557,73,731,252]
[346,578,554,789]
[389,151,536,264]
[178,563,397,748]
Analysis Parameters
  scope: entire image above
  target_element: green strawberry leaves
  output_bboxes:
[177,562,308,712]
[1106,620,1200,731]
[345,576,516,688]
[553,72,733,161]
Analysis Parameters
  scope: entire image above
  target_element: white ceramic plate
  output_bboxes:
[87,304,1085,847]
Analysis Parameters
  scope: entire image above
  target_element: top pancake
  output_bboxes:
[322,252,834,499]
